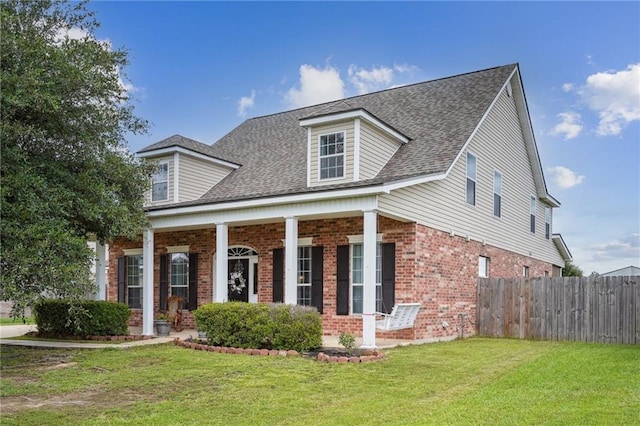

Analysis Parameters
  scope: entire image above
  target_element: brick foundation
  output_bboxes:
[109,217,554,341]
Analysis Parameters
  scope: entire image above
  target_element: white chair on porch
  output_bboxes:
[375,303,421,331]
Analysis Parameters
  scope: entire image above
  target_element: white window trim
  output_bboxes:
[466,152,477,206]
[123,248,143,256]
[152,161,169,202]
[318,131,346,181]
[167,245,190,253]
[347,234,384,244]
[281,237,313,247]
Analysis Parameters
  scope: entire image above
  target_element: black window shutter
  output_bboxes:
[188,253,198,310]
[311,246,324,314]
[159,254,169,311]
[336,245,350,315]
[272,248,284,303]
[381,243,396,314]
[117,256,126,304]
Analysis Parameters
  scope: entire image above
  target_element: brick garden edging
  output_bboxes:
[174,338,386,363]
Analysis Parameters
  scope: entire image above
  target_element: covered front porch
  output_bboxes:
[102,194,422,348]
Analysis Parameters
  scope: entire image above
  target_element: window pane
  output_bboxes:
[352,285,363,314]
[127,255,143,309]
[494,194,501,217]
[153,163,168,182]
[128,287,142,309]
[466,179,476,205]
[530,196,536,214]
[351,243,383,314]
[152,182,167,201]
[297,285,311,306]
[467,153,476,179]
[352,244,363,283]
[297,247,311,306]
[493,171,502,194]
[319,132,345,180]
[170,253,189,305]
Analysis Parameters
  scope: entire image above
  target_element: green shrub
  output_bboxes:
[34,299,130,336]
[338,332,356,355]
[194,302,322,352]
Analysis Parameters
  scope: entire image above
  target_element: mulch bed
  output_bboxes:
[174,338,386,363]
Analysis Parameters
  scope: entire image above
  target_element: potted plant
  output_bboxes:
[154,313,171,337]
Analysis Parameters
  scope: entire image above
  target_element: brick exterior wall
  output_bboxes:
[108,216,554,340]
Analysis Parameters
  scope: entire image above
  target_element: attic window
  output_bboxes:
[319,131,345,179]
[152,162,168,202]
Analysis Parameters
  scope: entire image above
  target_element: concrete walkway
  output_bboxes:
[0,324,425,350]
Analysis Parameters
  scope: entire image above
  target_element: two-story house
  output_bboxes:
[105,64,572,347]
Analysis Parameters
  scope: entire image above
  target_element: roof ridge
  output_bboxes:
[244,63,517,121]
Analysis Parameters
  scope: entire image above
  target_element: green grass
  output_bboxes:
[0,338,638,425]
[0,317,35,325]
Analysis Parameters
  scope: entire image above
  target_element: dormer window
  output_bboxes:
[152,162,168,202]
[319,131,345,179]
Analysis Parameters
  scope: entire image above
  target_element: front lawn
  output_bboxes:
[0,338,638,425]
[0,317,35,325]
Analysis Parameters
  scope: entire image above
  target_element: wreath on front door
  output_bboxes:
[228,260,246,295]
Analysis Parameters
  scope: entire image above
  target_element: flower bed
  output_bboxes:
[174,338,386,363]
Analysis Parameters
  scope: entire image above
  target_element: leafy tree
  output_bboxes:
[1,0,153,318]
[562,261,583,277]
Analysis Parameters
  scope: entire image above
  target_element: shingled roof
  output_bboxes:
[142,64,518,208]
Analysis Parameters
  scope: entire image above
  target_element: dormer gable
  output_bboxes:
[299,109,409,187]
[137,134,240,206]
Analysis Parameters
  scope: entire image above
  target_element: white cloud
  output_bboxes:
[348,63,418,95]
[284,65,344,108]
[590,234,640,262]
[547,166,585,188]
[237,90,256,117]
[551,112,582,140]
[579,63,640,136]
[562,83,573,92]
[348,65,394,94]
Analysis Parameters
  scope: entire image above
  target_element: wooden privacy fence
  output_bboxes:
[477,276,639,344]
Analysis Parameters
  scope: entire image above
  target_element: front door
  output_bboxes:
[228,258,249,302]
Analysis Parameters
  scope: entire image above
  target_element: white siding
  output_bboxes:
[145,156,173,207]
[359,120,402,180]
[378,85,564,266]
[178,154,232,202]
[309,121,354,187]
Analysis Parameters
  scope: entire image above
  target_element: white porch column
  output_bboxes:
[142,228,155,336]
[95,242,107,300]
[284,216,298,305]
[362,209,377,348]
[215,222,229,302]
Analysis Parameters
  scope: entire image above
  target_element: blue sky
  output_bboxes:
[90,1,639,275]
